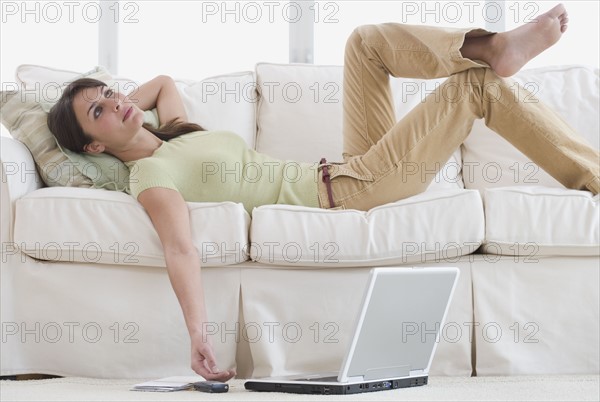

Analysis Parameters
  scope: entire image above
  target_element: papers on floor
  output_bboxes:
[131,375,205,392]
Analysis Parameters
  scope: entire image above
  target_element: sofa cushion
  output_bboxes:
[249,189,484,267]
[16,64,90,88]
[14,187,250,266]
[462,65,599,191]
[175,72,258,149]
[254,63,463,191]
[482,187,599,256]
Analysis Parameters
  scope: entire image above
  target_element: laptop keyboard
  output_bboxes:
[298,376,338,382]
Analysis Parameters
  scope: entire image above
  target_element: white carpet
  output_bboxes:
[1,375,599,401]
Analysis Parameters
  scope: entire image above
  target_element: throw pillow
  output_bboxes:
[1,66,126,189]
[53,109,159,193]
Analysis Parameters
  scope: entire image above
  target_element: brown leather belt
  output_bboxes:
[320,157,335,209]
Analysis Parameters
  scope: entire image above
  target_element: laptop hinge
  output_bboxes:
[364,365,410,381]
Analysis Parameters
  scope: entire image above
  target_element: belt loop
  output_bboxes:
[320,157,335,209]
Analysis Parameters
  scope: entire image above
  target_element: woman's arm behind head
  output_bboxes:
[130,75,206,140]
[127,75,188,127]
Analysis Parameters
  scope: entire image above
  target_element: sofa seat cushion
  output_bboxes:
[482,187,599,256]
[249,189,484,267]
[14,187,250,267]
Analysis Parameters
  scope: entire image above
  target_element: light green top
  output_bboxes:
[124,131,320,214]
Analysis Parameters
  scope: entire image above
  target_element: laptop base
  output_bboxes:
[244,376,428,395]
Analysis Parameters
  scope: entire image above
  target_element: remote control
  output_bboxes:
[192,381,229,393]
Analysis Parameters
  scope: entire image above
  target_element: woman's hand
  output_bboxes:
[190,332,236,381]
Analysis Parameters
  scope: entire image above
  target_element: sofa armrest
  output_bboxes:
[1,136,44,245]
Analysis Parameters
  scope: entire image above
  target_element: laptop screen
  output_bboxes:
[341,267,459,381]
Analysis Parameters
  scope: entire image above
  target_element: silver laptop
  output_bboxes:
[245,267,460,395]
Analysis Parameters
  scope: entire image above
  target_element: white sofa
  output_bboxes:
[1,63,598,379]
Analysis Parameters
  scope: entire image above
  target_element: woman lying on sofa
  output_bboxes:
[47,3,599,381]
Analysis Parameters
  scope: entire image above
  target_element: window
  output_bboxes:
[0,0,98,84]
[1,1,598,85]
[314,1,599,67]
[314,0,490,65]
[2,0,598,139]
[117,1,289,82]
[503,1,599,70]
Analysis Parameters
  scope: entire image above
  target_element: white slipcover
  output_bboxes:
[250,189,484,267]
[14,187,250,267]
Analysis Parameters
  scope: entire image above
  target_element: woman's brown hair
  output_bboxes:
[47,78,205,153]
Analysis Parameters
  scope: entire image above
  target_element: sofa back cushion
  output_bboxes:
[254,63,463,191]
[461,65,599,190]
[255,63,344,162]
[174,72,258,149]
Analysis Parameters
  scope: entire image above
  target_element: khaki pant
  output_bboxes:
[316,23,600,211]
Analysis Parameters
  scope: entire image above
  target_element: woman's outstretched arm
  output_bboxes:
[126,75,188,125]
[137,187,236,381]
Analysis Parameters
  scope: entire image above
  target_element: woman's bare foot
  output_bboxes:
[462,3,569,77]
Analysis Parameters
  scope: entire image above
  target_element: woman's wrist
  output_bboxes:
[188,323,207,337]
[187,313,210,339]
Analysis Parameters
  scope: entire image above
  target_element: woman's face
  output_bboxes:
[72,85,144,153]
